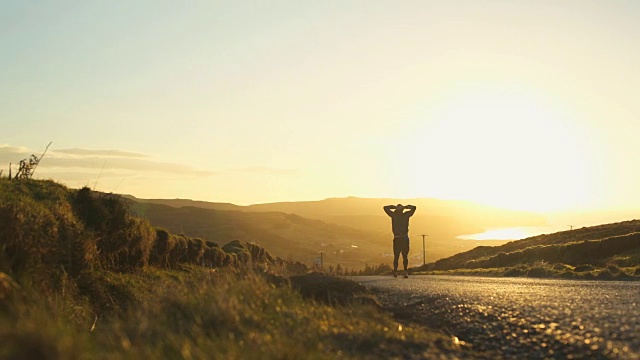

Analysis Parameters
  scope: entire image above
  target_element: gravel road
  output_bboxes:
[354,275,639,359]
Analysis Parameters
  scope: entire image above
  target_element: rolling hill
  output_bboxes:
[420,220,640,279]
[128,202,390,271]
[127,195,545,269]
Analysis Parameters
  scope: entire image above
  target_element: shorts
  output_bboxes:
[393,236,409,257]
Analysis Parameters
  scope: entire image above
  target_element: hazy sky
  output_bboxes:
[2,1,639,213]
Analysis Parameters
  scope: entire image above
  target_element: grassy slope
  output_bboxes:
[2,267,468,359]
[415,220,640,280]
[128,197,528,268]
[129,202,391,270]
[0,179,467,359]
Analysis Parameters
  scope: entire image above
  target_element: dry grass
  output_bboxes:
[0,179,467,359]
[1,267,466,359]
[416,262,640,280]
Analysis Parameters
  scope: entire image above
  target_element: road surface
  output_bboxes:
[354,275,639,359]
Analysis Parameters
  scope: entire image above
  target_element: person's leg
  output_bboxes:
[393,254,399,277]
[392,239,400,277]
[402,237,409,277]
[402,253,409,278]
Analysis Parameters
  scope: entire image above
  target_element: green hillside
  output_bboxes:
[0,179,293,285]
[0,178,467,359]
[417,220,640,280]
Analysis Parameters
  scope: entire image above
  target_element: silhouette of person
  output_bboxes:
[383,204,417,278]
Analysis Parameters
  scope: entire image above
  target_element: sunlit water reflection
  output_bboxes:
[457,225,572,241]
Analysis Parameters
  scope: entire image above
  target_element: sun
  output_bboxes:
[387,84,596,212]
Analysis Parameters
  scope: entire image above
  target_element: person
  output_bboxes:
[383,204,417,278]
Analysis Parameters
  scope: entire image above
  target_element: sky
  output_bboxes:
[2,1,640,217]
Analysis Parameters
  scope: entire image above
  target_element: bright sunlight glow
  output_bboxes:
[388,84,597,212]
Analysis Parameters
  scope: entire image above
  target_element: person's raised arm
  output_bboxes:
[405,205,417,216]
[383,205,395,216]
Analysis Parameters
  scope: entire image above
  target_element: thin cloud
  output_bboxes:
[0,145,31,158]
[43,157,218,176]
[0,145,217,178]
[54,148,148,159]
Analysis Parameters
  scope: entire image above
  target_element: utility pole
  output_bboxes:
[318,251,324,271]
[421,234,428,265]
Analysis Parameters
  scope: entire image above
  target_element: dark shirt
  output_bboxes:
[384,207,416,236]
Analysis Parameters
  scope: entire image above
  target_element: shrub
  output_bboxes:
[202,246,227,268]
[222,240,251,264]
[596,269,614,280]
[93,215,155,271]
[223,253,238,267]
[526,266,549,278]
[183,238,204,264]
[245,242,276,264]
[168,235,189,266]
[574,264,595,272]
[0,180,97,283]
[150,229,209,269]
[285,261,309,275]
[118,217,156,269]
[606,264,622,275]
[72,187,154,271]
[552,263,571,271]
[504,267,526,277]
[149,229,175,268]
[205,240,218,248]
[73,187,127,235]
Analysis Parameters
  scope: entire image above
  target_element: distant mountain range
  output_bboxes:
[125,195,545,269]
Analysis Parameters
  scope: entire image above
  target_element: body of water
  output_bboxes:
[457,225,572,241]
